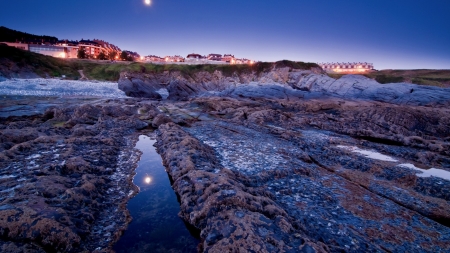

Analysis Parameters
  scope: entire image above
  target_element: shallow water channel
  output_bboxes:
[113,135,200,253]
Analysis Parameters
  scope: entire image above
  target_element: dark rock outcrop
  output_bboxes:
[118,73,162,99]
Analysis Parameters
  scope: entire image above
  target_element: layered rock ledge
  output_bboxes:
[154,95,450,252]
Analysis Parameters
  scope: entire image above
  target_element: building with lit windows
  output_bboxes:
[221,54,235,63]
[186,53,204,61]
[318,62,374,73]
[29,44,67,58]
[165,55,185,62]
[145,55,165,62]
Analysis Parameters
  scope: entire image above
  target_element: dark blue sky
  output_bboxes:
[1,0,449,69]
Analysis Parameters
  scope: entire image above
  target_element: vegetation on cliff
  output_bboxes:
[0,44,320,81]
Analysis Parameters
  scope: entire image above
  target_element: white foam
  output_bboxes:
[337,145,398,162]
[397,163,450,181]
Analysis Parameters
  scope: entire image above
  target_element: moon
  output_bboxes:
[144,176,152,184]
[144,0,151,5]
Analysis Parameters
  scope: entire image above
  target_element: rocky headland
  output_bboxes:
[1,60,450,252]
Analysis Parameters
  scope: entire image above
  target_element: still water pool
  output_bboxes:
[113,135,200,253]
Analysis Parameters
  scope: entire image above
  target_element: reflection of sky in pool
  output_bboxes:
[113,135,199,253]
[337,145,398,162]
[397,163,450,181]
[336,145,450,181]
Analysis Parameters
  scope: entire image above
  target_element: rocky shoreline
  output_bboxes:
[0,63,449,252]
[0,97,160,252]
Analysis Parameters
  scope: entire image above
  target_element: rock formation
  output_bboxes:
[118,67,450,107]
[0,99,158,252]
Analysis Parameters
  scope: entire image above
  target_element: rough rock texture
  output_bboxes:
[155,95,450,253]
[156,123,326,252]
[290,74,450,107]
[118,68,450,107]
[118,67,306,101]
[117,74,162,99]
[0,98,162,252]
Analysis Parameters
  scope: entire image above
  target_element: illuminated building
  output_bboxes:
[319,62,374,73]
[78,39,121,59]
[221,54,235,63]
[186,53,204,61]
[207,53,222,61]
[29,44,67,58]
[164,55,185,62]
[145,55,165,62]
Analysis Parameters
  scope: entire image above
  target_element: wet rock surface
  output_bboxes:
[0,97,163,252]
[155,95,450,252]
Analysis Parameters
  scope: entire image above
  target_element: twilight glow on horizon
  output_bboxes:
[1,0,449,69]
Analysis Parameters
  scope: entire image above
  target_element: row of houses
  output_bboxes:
[318,62,374,73]
[144,53,254,64]
[1,39,122,59]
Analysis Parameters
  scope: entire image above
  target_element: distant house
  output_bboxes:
[174,55,185,62]
[146,55,165,62]
[77,39,121,59]
[165,55,185,62]
[186,53,203,60]
[233,58,254,64]
[319,62,374,73]
[207,53,222,61]
[221,54,235,63]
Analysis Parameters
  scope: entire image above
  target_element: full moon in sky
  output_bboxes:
[144,0,151,5]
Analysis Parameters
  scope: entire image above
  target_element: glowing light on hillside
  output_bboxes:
[144,0,151,6]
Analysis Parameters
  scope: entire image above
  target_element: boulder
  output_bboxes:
[118,76,162,99]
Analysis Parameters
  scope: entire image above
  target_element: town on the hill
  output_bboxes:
[1,33,256,66]
[0,26,374,73]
